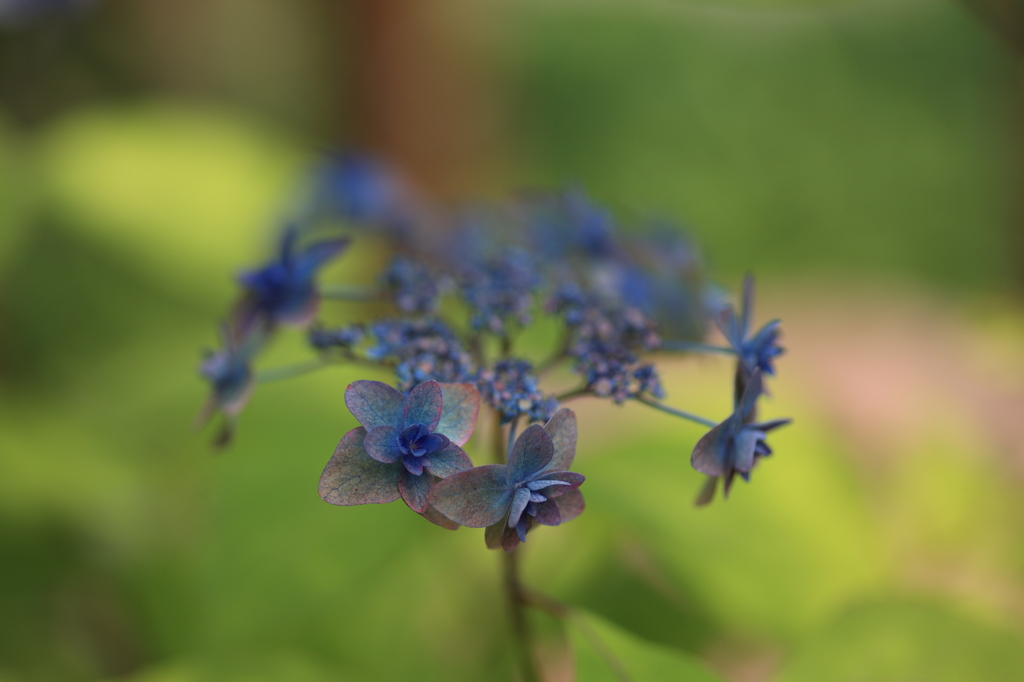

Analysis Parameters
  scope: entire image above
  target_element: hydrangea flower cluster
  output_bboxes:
[197,151,791,543]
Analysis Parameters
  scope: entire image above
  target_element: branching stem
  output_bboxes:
[256,359,329,383]
[555,387,592,403]
[318,283,380,301]
[633,395,718,428]
[659,340,736,356]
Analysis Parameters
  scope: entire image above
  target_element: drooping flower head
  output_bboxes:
[235,226,349,333]
[195,322,265,446]
[318,380,480,525]
[429,409,585,552]
[690,370,790,503]
[715,274,784,402]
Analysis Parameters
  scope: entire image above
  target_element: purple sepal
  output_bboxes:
[420,505,460,530]
[398,468,432,513]
[363,425,403,463]
[423,441,473,479]
[542,408,577,472]
[428,464,514,528]
[552,488,584,524]
[506,425,554,485]
[319,427,401,506]
[345,381,405,431]
[404,380,443,431]
[435,383,481,446]
[485,521,505,550]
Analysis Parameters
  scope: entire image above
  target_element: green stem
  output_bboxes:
[633,396,718,428]
[256,359,329,383]
[493,408,541,682]
[504,552,541,682]
[555,387,592,403]
[659,340,736,356]
[318,283,380,301]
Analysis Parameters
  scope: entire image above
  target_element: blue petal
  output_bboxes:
[420,432,450,455]
[402,456,424,476]
[345,381,406,431]
[507,488,532,529]
[404,380,443,431]
[752,417,792,432]
[423,441,473,478]
[524,479,570,492]
[516,518,528,544]
[528,472,584,498]
[279,225,299,264]
[506,424,554,485]
[542,408,577,472]
[435,383,481,446]
[295,238,349,281]
[733,428,761,473]
[318,427,401,506]
[714,306,743,350]
[398,468,432,513]
[363,425,403,463]
[427,464,514,528]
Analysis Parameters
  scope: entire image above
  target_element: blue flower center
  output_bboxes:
[396,423,450,476]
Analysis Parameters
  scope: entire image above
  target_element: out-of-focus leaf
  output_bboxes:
[573,384,886,641]
[34,102,309,296]
[776,599,1024,682]
[569,609,724,681]
[0,115,32,276]
[507,0,1018,290]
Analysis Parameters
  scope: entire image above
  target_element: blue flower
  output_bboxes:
[318,380,481,526]
[311,153,410,230]
[690,370,790,501]
[428,409,585,552]
[235,226,348,332]
[475,359,559,425]
[716,274,784,395]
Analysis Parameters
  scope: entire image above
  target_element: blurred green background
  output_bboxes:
[2,0,1024,680]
